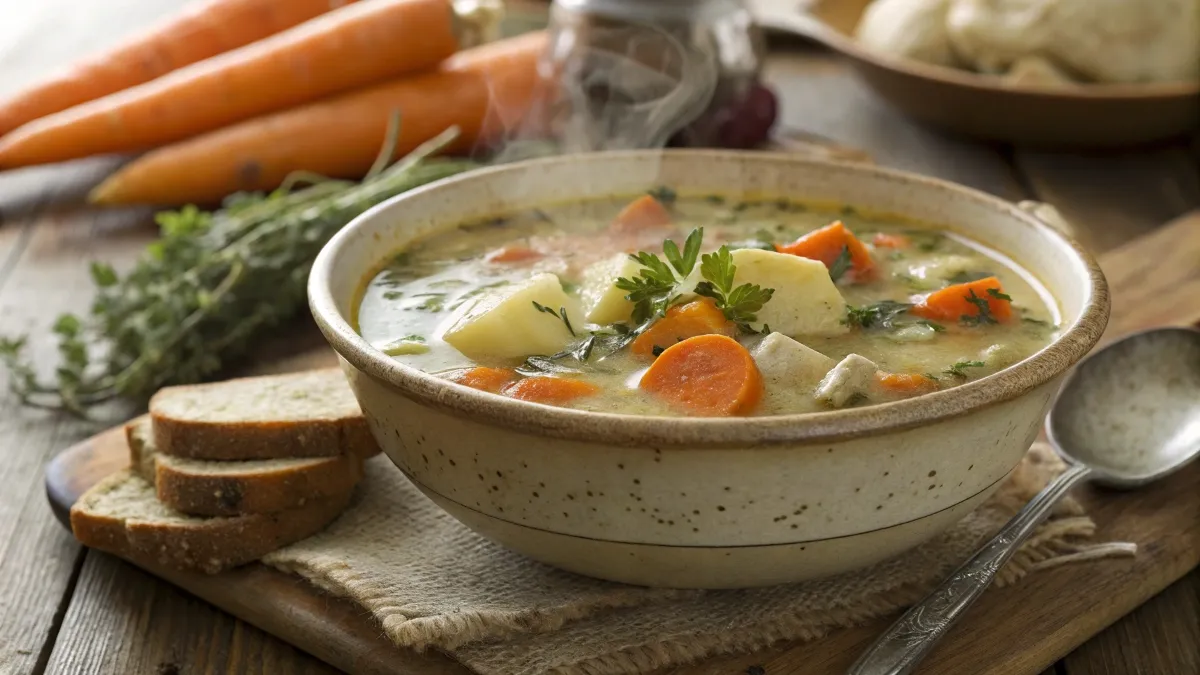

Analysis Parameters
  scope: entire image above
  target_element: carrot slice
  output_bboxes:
[503,377,599,405]
[630,298,737,357]
[872,233,911,249]
[485,245,543,264]
[912,277,1013,323]
[448,367,518,393]
[876,372,939,395]
[776,221,874,279]
[639,334,763,416]
[611,195,672,233]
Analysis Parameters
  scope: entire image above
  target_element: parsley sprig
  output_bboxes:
[613,228,702,323]
[693,246,774,326]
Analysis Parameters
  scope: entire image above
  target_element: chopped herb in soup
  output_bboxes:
[356,191,1059,416]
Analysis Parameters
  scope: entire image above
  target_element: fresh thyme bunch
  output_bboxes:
[0,126,478,414]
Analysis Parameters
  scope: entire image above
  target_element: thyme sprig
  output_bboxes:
[0,125,478,414]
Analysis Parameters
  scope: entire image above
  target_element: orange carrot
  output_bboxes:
[912,277,1013,323]
[876,372,939,395]
[0,0,462,168]
[0,0,356,138]
[485,245,543,264]
[503,377,599,405]
[89,32,548,205]
[639,334,763,416]
[630,298,737,357]
[872,233,911,249]
[611,195,672,233]
[449,367,518,393]
[776,221,874,279]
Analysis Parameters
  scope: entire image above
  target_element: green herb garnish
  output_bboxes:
[693,246,774,326]
[987,288,1013,302]
[960,289,997,326]
[705,194,726,205]
[944,360,986,377]
[615,228,703,323]
[829,245,852,283]
[531,302,576,336]
[0,125,477,413]
[917,319,946,332]
[408,294,447,312]
[844,301,914,330]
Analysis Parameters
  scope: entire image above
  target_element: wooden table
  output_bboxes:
[0,2,1197,674]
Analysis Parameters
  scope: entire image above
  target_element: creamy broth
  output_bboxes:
[356,192,1059,416]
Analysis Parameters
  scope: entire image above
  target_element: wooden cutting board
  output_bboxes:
[45,211,1200,675]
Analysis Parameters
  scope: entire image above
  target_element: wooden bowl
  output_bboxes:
[752,0,1200,148]
[309,150,1109,588]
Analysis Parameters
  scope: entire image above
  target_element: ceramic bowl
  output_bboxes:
[308,151,1109,588]
[752,0,1200,148]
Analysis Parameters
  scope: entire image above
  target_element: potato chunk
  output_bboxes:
[730,249,847,337]
[579,254,640,325]
[751,333,835,391]
[443,274,582,361]
[815,354,878,408]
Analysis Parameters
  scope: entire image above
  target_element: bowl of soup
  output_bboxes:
[309,150,1108,588]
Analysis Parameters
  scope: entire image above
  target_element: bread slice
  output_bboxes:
[71,470,352,574]
[149,369,380,461]
[126,417,362,517]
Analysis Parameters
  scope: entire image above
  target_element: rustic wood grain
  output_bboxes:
[1099,210,1200,341]
[43,552,341,675]
[1014,148,1200,255]
[1063,571,1200,675]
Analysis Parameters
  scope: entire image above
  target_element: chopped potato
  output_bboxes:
[815,354,878,407]
[443,273,582,361]
[981,343,1021,368]
[730,249,848,337]
[751,333,835,391]
[580,254,641,325]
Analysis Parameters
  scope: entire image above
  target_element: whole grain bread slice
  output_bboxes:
[149,369,380,461]
[70,470,353,574]
[126,417,362,517]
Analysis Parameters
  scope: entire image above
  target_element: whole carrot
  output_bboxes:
[89,32,549,206]
[0,0,358,139]
[0,0,467,168]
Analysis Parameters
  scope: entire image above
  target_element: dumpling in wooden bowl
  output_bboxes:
[946,0,1200,84]
[855,0,962,68]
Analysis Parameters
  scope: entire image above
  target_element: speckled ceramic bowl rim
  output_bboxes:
[309,150,1110,449]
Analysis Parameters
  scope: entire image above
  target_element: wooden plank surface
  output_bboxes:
[0,1,1197,674]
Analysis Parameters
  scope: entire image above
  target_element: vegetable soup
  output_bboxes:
[356,191,1059,416]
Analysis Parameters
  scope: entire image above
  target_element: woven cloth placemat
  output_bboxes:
[263,443,1135,675]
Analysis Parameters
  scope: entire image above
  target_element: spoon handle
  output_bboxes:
[847,463,1093,675]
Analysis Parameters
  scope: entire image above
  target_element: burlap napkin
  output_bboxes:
[262,443,1135,675]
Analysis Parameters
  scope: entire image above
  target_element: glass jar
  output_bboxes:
[529,0,775,152]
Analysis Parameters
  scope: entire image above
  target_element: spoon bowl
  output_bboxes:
[1048,327,1200,488]
[849,326,1200,675]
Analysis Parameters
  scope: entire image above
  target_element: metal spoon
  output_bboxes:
[848,327,1200,675]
